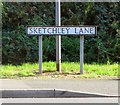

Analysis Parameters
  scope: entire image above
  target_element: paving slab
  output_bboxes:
[0,79,119,98]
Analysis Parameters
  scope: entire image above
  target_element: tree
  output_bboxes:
[2,2,120,64]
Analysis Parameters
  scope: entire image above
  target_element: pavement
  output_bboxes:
[0,79,119,103]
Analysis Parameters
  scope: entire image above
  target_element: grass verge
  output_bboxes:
[1,62,119,79]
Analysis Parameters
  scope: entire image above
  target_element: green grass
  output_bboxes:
[1,62,119,79]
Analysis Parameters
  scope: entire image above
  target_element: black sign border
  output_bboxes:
[26,25,97,36]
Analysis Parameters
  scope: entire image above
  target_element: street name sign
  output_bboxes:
[27,25,97,74]
[27,26,97,36]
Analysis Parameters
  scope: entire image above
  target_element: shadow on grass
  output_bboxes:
[34,70,57,74]
[34,70,82,76]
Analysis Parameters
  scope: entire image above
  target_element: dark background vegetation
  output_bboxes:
[2,2,120,64]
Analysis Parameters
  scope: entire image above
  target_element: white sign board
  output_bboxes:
[27,26,97,35]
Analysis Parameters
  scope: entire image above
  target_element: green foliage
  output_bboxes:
[2,2,120,64]
[62,36,80,61]
[94,3,120,63]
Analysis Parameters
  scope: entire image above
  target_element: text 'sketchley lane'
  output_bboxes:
[27,27,96,35]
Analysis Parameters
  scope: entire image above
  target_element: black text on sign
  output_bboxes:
[27,26,97,36]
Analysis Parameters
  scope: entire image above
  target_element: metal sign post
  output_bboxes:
[56,0,61,73]
[80,35,84,74]
[39,35,42,74]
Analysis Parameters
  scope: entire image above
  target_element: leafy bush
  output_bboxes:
[2,2,120,64]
